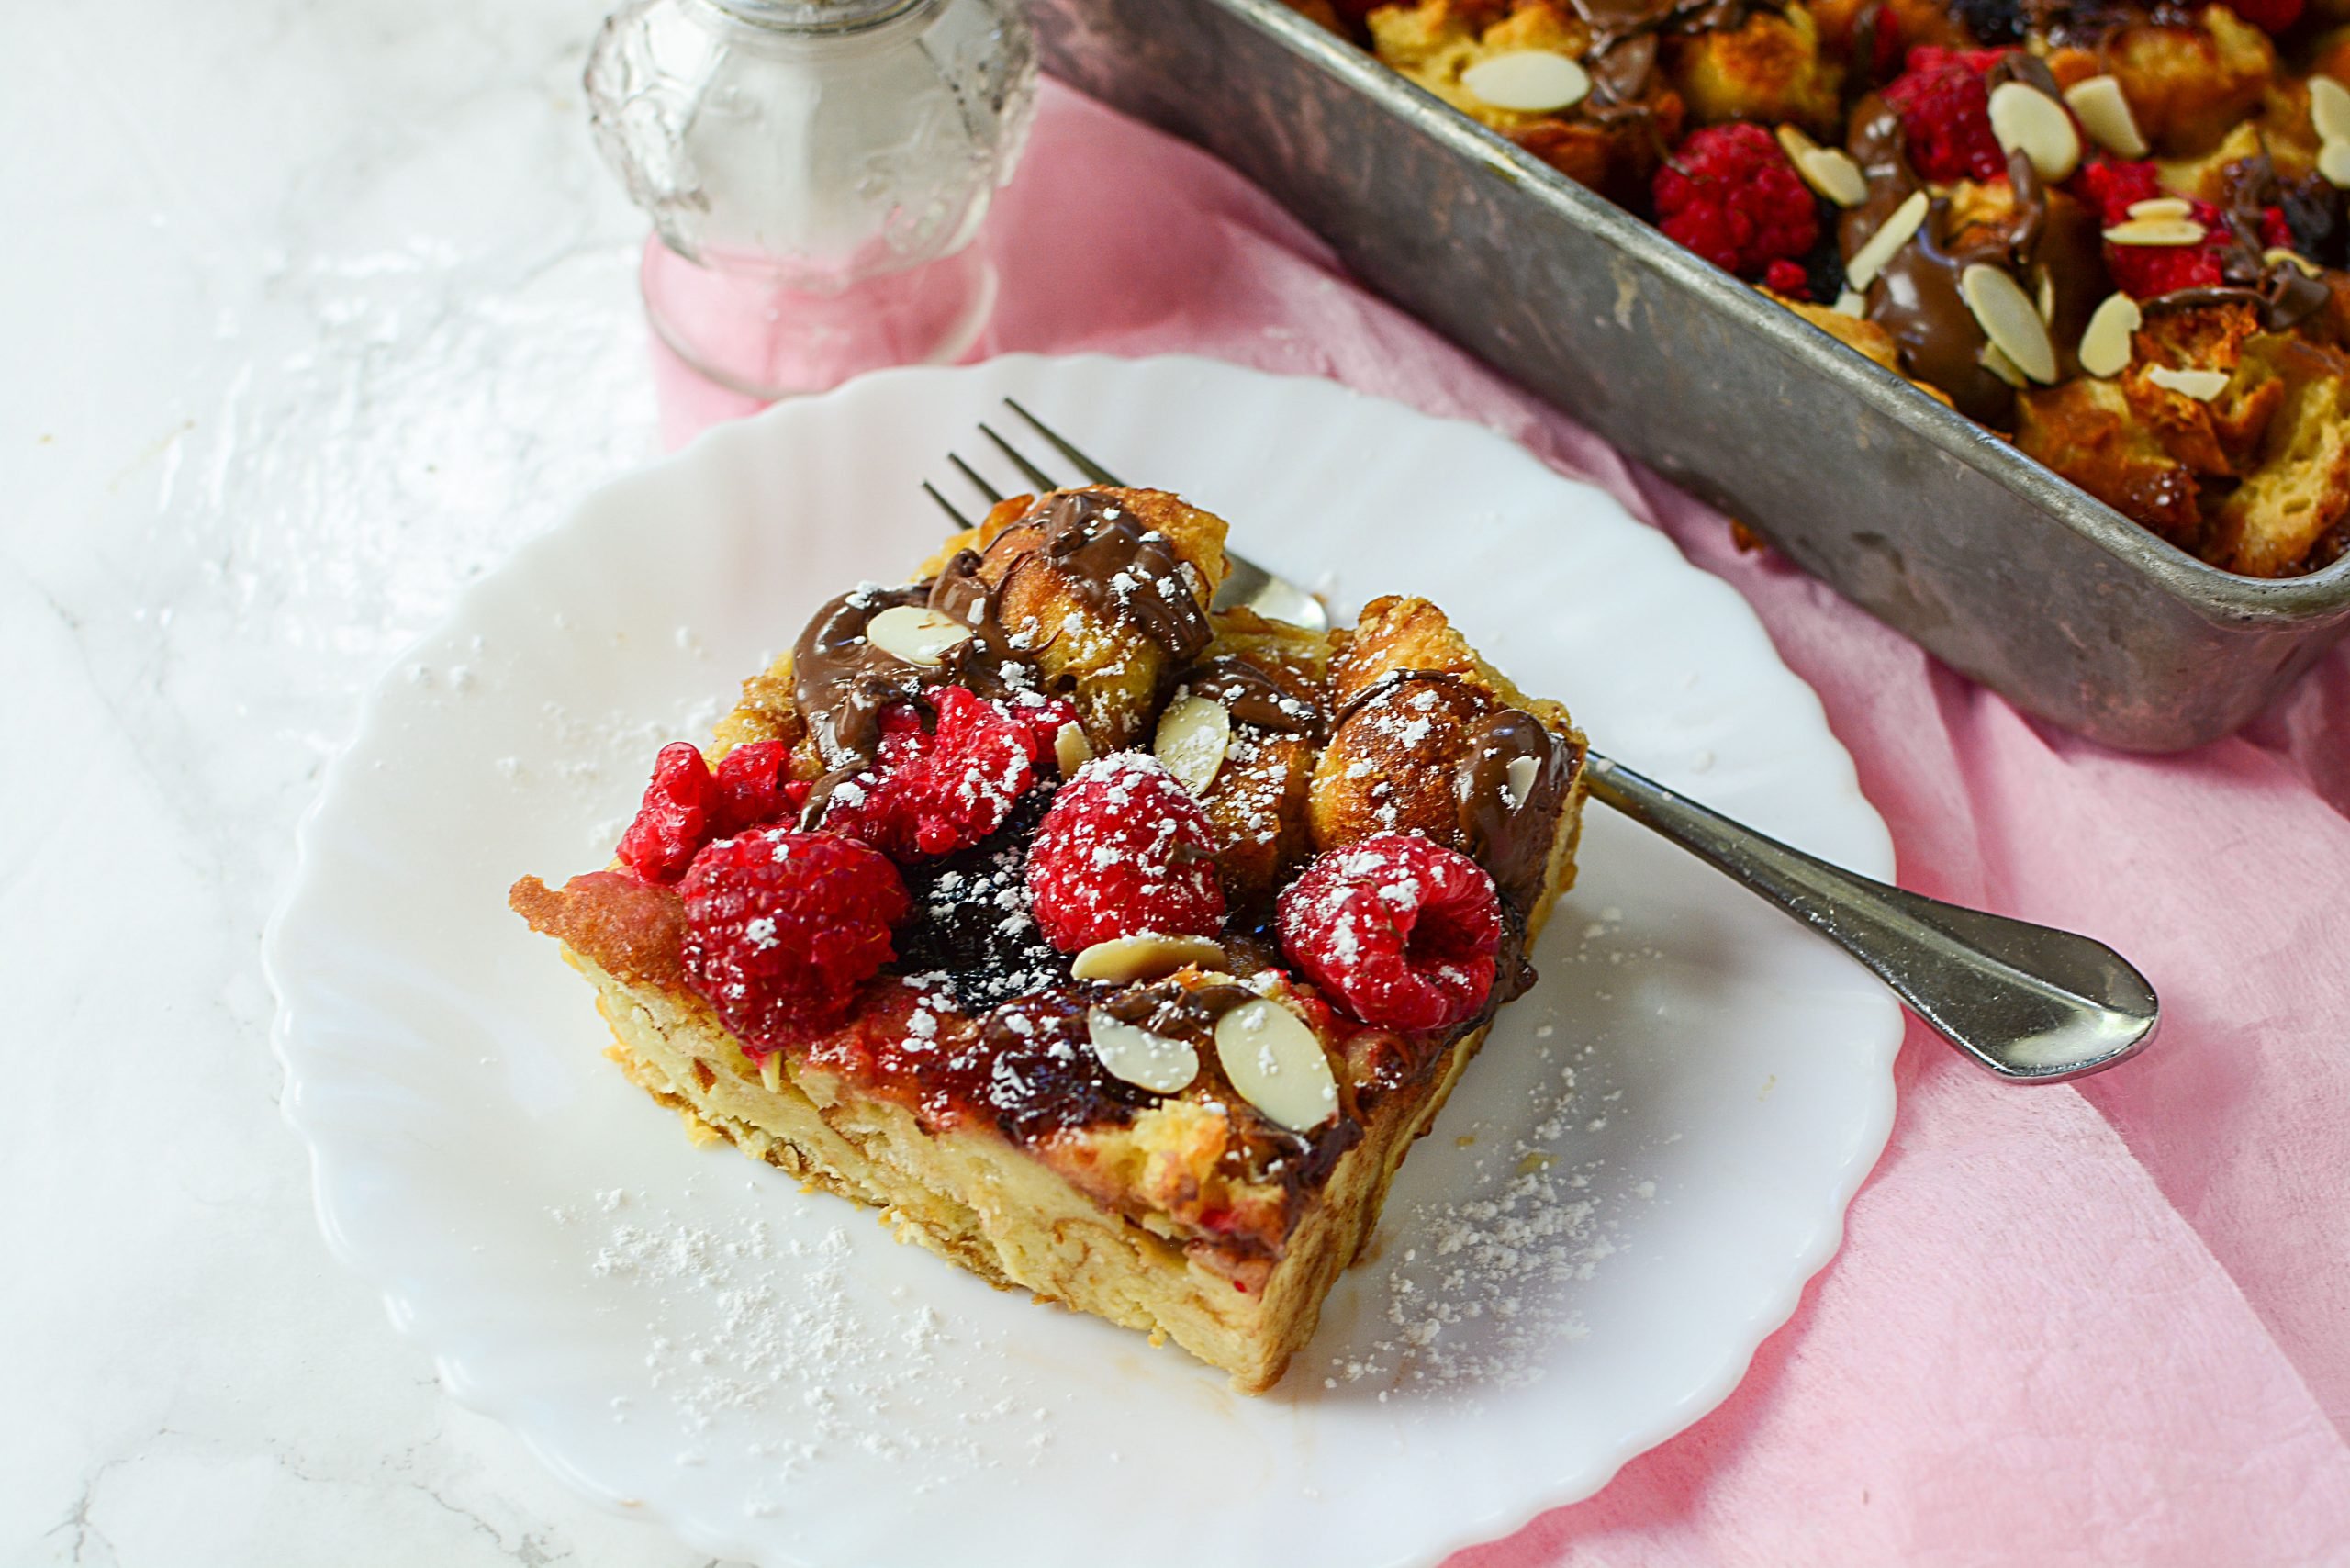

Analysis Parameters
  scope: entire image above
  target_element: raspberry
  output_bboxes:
[617,743,719,884]
[1881,47,2009,183]
[1275,834,1501,1033]
[1024,753,1225,953]
[2219,0,2301,31]
[1652,122,1820,280]
[1762,257,1812,298]
[679,828,911,1051]
[819,686,1052,862]
[2076,157,2231,297]
[711,740,811,836]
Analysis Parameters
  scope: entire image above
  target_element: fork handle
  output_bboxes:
[1581,753,2158,1081]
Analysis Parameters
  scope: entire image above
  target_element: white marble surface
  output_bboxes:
[5,4,739,1562]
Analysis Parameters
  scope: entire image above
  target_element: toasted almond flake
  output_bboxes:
[1987,81,2080,182]
[1504,754,1542,812]
[2126,196,2193,221]
[2312,76,2350,144]
[2266,246,2321,276]
[1960,263,2058,384]
[864,604,973,666]
[1460,49,1590,113]
[1979,341,2028,387]
[1152,695,1232,795]
[1796,145,1868,207]
[1214,1001,1338,1132]
[1844,189,1929,292]
[2102,218,2207,246]
[2322,136,2350,191]
[2146,364,2230,401]
[1053,720,1094,777]
[2035,265,2055,325]
[1833,288,1866,317]
[1086,1008,1199,1094]
[1774,122,1819,162]
[2078,291,2142,378]
[1071,933,1229,985]
[2065,75,2147,159]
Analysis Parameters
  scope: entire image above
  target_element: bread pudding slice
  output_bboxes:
[512,487,1586,1393]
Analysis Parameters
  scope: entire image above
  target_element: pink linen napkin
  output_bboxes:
[655,79,2350,1567]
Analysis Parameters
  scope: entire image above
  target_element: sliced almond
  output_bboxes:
[2065,74,2147,159]
[2146,364,2230,401]
[2102,218,2207,247]
[1214,1000,1338,1132]
[2311,76,2350,144]
[1503,754,1542,812]
[2322,137,2350,191]
[1979,341,2028,388]
[1071,932,1229,985]
[1152,695,1232,796]
[2035,265,2055,325]
[1801,146,1869,208]
[2125,196,2193,221]
[1460,50,1591,114]
[864,604,973,666]
[1987,81,2080,182]
[1774,122,1819,162]
[1086,1007,1199,1094]
[2266,246,2322,277]
[1833,288,1866,317]
[2078,292,2142,378]
[1053,720,1093,777]
[1960,263,2057,385]
[1843,189,1929,293]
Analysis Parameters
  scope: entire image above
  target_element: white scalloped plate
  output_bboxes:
[268,353,1899,1567]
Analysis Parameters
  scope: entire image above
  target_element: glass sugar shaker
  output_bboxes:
[586,0,1036,399]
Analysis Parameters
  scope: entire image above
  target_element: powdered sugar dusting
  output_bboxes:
[1326,903,1664,1398]
[553,1186,1058,1502]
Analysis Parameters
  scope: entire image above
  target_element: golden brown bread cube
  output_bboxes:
[1667,6,1843,138]
[1311,594,1579,858]
[925,487,1230,751]
[2095,9,2276,158]
[2209,338,2350,577]
[1179,611,1330,906]
[2121,303,2283,478]
[2015,376,2208,550]
[1369,0,1682,198]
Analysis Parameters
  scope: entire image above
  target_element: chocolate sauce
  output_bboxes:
[1841,86,2108,429]
[1456,711,1585,913]
[1328,667,1581,921]
[790,581,937,771]
[1014,490,1213,666]
[792,487,1213,782]
[1178,654,1326,739]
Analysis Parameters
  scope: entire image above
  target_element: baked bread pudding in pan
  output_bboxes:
[513,487,1586,1392]
[1299,0,2350,577]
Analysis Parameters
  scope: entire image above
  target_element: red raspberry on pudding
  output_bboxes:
[1276,833,1502,1033]
[1880,47,2009,184]
[2075,158,2245,298]
[678,828,911,1051]
[617,740,812,883]
[1651,122,1819,281]
[1024,752,1225,953]
[820,686,1057,862]
[618,742,721,884]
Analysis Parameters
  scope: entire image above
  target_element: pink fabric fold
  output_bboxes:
[657,80,2350,1566]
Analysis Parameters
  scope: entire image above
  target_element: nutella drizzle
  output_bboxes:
[1177,654,1326,740]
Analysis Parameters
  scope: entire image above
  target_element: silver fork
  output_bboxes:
[928,398,2159,1084]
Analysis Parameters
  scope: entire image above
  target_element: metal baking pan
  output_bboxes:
[1030,0,2350,752]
